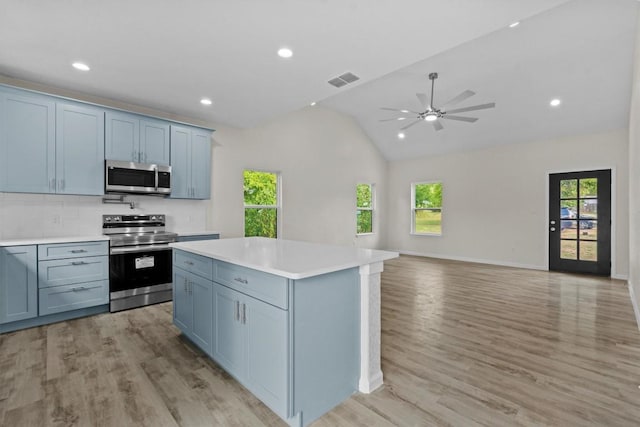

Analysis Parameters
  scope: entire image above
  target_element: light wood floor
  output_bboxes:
[2,255,640,426]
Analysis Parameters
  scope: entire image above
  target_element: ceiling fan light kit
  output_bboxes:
[379,72,496,133]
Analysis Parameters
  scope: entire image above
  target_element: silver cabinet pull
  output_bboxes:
[60,179,65,191]
[144,152,147,163]
[235,300,240,321]
[71,261,87,266]
[242,303,246,324]
[183,277,188,293]
[234,277,248,284]
[70,249,87,253]
[72,286,87,292]
[184,261,194,266]
[189,281,192,295]
[132,150,136,162]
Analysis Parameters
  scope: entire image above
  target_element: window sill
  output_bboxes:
[410,232,442,237]
[356,233,375,236]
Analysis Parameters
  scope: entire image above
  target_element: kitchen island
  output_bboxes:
[169,237,398,427]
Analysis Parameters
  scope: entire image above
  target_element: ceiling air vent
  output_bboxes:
[328,72,360,88]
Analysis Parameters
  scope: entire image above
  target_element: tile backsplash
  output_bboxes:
[0,192,210,240]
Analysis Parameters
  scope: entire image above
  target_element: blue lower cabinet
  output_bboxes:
[212,282,288,418]
[173,267,213,355]
[0,246,38,324]
[39,280,108,316]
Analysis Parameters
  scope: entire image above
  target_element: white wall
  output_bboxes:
[209,106,388,249]
[386,129,629,277]
[0,192,210,240]
[628,12,640,326]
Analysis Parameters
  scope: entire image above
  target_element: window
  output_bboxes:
[357,183,374,234]
[244,170,279,238]
[412,182,442,235]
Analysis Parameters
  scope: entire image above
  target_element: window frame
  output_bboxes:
[356,183,375,235]
[411,181,443,236]
[243,169,282,238]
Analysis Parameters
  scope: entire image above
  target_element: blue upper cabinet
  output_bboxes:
[0,91,56,193]
[191,129,212,199]
[105,111,139,162]
[140,118,170,165]
[106,111,170,165]
[56,102,105,195]
[170,125,212,200]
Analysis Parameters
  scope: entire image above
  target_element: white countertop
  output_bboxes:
[0,235,110,247]
[170,237,399,279]
[176,231,221,237]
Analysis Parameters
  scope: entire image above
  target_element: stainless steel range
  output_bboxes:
[103,214,177,312]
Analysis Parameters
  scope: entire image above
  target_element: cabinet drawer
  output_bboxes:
[174,249,213,280]
[39,279,108,316]
[214,261,288,309]
[38,256,108,288]
[38,241,108,260]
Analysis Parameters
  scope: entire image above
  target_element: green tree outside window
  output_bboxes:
[357,183,374,234]
[413,182,442,235]
[244,170,278,238]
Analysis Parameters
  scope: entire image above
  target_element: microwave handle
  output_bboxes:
[154,166,158,191]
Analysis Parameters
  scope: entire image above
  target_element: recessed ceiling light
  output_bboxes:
[400,109,409,113]
[397,117,406,121]
[200,98,213,106]
[278,48,293,58]
[509,22,520,28]
[398,132,405,140]
[310,102,316,106]
[72,62,90,71]
[550,98,561,107]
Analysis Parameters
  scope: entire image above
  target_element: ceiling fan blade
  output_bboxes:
[442,115,478,123]
[445,102,496,115]
[379,117,409,122]
[401,119,423,130]
[416,93,429,109]
[440,90,475,109]
[432,120,444,131]
[380,107,420,114]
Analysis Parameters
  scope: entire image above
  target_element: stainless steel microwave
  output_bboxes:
[105,160,171,195]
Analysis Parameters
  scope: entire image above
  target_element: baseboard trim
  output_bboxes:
[612,273,629,281]
[629,282,640,331]
[396,250,546,271]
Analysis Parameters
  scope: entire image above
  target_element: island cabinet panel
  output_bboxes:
[0,91,56,194]
[173,266,213,355]
[0,246,38,324]
[212,282,247,379]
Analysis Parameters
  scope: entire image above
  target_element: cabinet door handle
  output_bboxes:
[184,261,194,266]
[59,179,65,191]
[144,152,147,163]
[71,286,87,292]
[189,281,193,295]
[242,303,246,324]
[235,300,240,322]
[71,261,87,266]
[233,277,248,284]
[70,249,87,254]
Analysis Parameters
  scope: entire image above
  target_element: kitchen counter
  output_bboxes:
[171,237,398,426]
[175,231,221,237]
[170,236,397,280]
[0,235,109,247]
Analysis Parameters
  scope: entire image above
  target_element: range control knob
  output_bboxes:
[105,216,112,222]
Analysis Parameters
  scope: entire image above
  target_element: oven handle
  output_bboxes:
[110,245,171,255]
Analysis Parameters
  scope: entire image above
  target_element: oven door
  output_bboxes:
[109,246,172,301]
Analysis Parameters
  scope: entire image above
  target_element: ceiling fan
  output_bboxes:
[380,73,495,132]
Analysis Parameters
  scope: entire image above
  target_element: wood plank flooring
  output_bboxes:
[2,255,640,426]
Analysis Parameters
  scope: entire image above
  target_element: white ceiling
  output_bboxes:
[323,0,640,160]
[0,0,635,161]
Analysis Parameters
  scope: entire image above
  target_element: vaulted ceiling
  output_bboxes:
[1,0,636,160]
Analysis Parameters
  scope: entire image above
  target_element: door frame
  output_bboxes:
[544,166,619,277]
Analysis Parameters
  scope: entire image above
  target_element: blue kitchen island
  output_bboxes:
[169,237,398,427]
